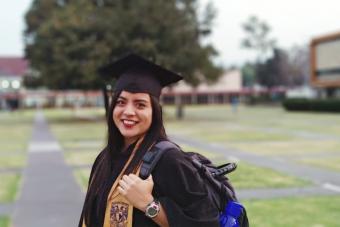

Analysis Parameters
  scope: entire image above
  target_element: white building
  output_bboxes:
[161,70,242,104]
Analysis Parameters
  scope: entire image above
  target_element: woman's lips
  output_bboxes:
[122,119,138,128]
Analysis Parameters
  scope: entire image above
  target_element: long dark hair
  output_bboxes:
[81,90,167,226]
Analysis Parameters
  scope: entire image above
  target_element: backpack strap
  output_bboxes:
[212,163,237,177]
[139,140,179,180]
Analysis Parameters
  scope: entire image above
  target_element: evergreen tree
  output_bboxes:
[24,0,222,90]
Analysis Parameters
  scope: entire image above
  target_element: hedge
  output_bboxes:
[282,98,340,112]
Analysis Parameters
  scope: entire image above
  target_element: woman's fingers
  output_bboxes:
[122,174,134,185]
[128,173,140,182]
[117,186,126,195]
[119,179,129,190]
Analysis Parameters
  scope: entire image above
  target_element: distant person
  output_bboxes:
[231,95,239,114]
[78,54,220,227]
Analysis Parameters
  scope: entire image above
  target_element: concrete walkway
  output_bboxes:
[0,203,14,216]
[12,111,84,227]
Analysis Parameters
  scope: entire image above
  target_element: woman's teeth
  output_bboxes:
[123,120,137,126]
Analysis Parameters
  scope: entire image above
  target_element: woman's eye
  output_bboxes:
[116,100,125,106]
[136,103,146,108]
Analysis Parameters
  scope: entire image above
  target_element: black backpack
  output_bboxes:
[140,141,249,227]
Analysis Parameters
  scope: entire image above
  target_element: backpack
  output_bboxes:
[139,141,249,227]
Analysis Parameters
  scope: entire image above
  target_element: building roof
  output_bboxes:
[0,57,28,77]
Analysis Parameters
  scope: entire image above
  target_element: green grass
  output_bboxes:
[299,157,340,172]
[244,196,340,227]
[74,169,91,191]
[164,105,340,158]
[64,151,99,166]
[0,110,34,153]
[44,108,106,144]
[60,140,104,151]
[0,216,10,227]
[49,122,106,142]
[0,173,21,203]
[229,162,309,189]
[180,144,310,189]
[0,155,26,168]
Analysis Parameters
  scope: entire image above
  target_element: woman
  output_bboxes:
[79,54,219,227]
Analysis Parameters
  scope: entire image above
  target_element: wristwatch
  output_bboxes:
[145,199,161,218]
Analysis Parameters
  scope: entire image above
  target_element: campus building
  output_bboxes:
[162,70,243,104]
[0,57,28,109]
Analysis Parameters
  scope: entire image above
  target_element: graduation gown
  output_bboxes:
[80,141,220,227]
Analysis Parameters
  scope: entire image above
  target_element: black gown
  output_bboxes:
[80,140,220,227]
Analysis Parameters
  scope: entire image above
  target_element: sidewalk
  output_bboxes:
[12,111,84,227]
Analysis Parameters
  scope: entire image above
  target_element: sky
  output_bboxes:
[0,0,340,66]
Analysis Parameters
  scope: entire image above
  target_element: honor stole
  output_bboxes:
[103,139,143,227]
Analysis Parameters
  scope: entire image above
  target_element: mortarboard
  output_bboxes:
[98,53,183,98]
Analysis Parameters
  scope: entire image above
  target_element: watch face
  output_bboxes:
[146,201,160,218]
[147,207,158,216]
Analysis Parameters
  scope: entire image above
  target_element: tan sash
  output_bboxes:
[82,138,144,227]
[103,138,144,227]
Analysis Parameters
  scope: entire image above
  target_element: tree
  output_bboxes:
[24,0,222,90]
[257,46,310,88]
[286,45,310,86]
[241,15,278,88]
[241,62,256,87]
[241,15,276,63]
[256,48,288,88]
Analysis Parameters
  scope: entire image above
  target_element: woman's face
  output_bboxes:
[113,91,153,145]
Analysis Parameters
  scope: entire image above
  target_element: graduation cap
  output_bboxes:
[98,53,183,98]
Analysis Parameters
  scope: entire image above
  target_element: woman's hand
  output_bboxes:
[118,174,154,211]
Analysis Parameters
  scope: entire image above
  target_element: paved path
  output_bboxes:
[12,111,84,227]
[0,203,14,216]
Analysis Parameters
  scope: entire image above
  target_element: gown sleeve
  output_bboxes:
[151,147,220,227]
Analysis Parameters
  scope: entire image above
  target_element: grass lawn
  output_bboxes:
[49,122,106,143]
[0,216,9,227]
[0,155,26,168]
[164,105,340,159]
[64,150,99,166]
[74,169,91,192]
[244,195,340,227]
[0,173,21,203]
[298,157,340,172]
[0,110,34,153]
[44,108,106,144]
[61,140,104,151]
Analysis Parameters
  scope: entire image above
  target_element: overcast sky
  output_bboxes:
[1,0,340,66]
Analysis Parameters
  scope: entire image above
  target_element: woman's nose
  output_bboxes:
[123,104,135,116]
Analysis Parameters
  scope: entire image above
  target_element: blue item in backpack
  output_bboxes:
[219,201,243,227]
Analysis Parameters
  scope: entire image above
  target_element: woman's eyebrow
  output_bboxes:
[134,99,148,103]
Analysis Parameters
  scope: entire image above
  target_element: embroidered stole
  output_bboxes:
[82,138,150,227]
[103,138,143,227]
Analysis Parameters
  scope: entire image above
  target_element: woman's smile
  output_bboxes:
[122,119,139,128]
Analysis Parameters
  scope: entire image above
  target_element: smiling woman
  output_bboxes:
[113,92,152,149]
[78,54,221,227]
